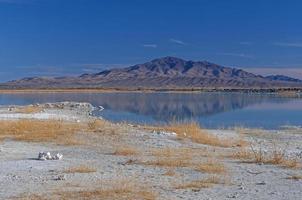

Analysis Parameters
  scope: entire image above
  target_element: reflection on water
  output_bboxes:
[0,92,301,129]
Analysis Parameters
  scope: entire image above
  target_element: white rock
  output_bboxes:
[54,153,63,160]
[155,131,177,137]
[38,152,63,161]
[46,152,52,160]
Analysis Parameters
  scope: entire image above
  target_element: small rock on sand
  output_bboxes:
[38,152,63,161]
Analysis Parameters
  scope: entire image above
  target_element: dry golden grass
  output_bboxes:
[142,147,193,168]
[163,169,176,176]
[151,147,193,159]
[0,117,141,147]
[153,122,241,148]
[87,119,107,132]
[14,105,43,114]
[195,159,227,174]
[0,119,85,144]
[14,194,48,200]
[141,147,230,176]
[113,146,139,156]
[286,174,302,180]
[231,146,301,169]
[56,179,156,200]
[64,165,96,174]
[231,148,254,160]
[56,189,156,200]
[143,157,192,168]
[17,179,157,200]
[175,175,221,189]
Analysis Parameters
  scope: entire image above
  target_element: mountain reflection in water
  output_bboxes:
[0,92,300,129]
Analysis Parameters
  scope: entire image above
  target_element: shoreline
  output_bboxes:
[0,102,301,199]
[0,87,302,94]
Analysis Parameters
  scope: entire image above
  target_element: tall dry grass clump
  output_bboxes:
[14,105,43,114]
[56,179,156,200]
[0,119,85,144]
[195,159,227,174]
[160,122,236,147]
[87,119,107,132]
[142,147,193,168]
[232,144,301,169]
[64,165,96,174]
[18,179,157,200]
[175,175,222,189]
[113,146,139,156]
[0,118,132,145]
[286,174,302,180]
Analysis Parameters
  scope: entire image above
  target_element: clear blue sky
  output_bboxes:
[1,0,302,81]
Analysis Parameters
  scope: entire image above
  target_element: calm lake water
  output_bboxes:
[0,92,301,129]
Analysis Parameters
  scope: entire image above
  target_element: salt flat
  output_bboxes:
[0,102,301,200]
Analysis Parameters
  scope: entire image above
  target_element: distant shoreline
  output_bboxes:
[0,87,301,94]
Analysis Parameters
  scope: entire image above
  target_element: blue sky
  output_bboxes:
[1,0,302,81]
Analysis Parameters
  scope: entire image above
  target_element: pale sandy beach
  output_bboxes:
[0,102,301,200]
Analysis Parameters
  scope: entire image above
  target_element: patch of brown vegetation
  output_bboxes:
[140,147,230,178]
[58,180,156,200]
[231,148,254,160]
[0,118,123,145]
[87,119,107,132]
[64,165,96,174]
[17,179,157,200]
[14,194,48,200]
[151,147,193,159]
[175,175,222,189]
[286,174,302,180]
[14,105,43,114]
[55,188,156,200]
[0,119,85,144]
[142,147,193,168]
[231,145,301,169]
[143,157,191,168]
[153,122,241,148]
[113,146,139,156]
[195,159,227,174]
[163,169,176,176]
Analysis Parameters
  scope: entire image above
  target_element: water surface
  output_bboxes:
[0,92,301,129]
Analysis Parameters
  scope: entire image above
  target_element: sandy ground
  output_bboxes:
[0,102,301,200]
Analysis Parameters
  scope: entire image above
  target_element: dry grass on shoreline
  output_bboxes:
[175,175,222,190]
[14,105,44,114]
[231,146,301,169]
[0,119,113,145]
[56,184,157,200]
[163,169,176,176]
[0,119,84,144]
[17,179,157,200]
[151,122,244,148]
[64,165,96,174]
[139,147,228,177]
[195,159,227,174]
[286,174,302,180]
[113,146,139,156]
[142,147,193,168]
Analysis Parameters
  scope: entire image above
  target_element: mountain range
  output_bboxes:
[1,56,302,89]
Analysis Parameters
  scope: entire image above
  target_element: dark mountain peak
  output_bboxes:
[150,56,186,64]
[147,56,186,71]
[150,56,214,68]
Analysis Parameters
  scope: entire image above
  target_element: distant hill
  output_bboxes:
[1,56,302,89]
[265,75,302,83]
